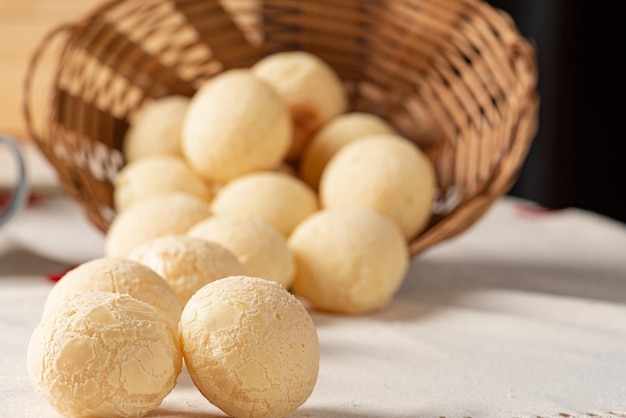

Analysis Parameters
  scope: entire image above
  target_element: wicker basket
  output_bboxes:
[23,0,538,256]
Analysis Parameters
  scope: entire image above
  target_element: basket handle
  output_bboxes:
[23,24,75,144]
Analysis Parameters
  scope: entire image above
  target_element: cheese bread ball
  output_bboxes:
[187,215,295,288]
[252,51,347,160]
[43,258,181,332]
[300,112,396,189]
[123,95,189,162]
[289,207,409,314]
[180,276,319,418]
[182,69,291,183]
[105,192,212,258]
[114,155,212,212]
[320,135,436,239]
[211,172,318,237]
[28,292,182,418]
[128,235,244,307]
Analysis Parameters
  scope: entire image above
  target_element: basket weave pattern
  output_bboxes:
[24,0,538,256]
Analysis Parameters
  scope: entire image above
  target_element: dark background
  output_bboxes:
[486,0,626,223]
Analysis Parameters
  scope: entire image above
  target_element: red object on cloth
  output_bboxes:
[0,193,41,208]
[514,202,562,219]
[46,266,76,283]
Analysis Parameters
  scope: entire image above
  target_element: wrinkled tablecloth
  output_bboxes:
[2,186,626,417]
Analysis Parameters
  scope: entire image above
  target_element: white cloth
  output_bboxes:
[1,193,626,418]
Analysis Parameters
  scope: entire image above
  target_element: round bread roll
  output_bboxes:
[123,95,189,162]
[252,51,347,160]
[320,135,436,239]
[300,112,396,189]
[180,276,319,418]
[105,192,212,258]
[43,258,181,332]
[289,207,409,314]
[182,69,291,182]
[128,235,244,307]
[211,172,318,237]
[28,292,182,418]
[187,214,295,288]
[114,155,212,212]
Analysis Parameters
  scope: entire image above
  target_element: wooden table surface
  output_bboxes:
[0,0,102,141]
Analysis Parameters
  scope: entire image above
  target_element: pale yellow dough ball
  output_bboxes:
[123,95,189,162]
[43,258,181,332]
[187,215,295,288]
[128,235,244,307]
[211,172,318,237]
[320,135,436,239]
[180,276,319,418]
[289,207,409,314]
[114,155,212,212]
[28,292,182,418]
[105,192,212,258]
[182,69,291,183]
[252,51,347,160]
[300,112,396,189]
